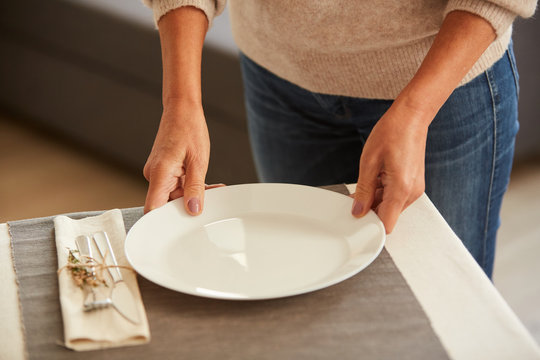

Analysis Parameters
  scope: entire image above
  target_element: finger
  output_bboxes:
[169,187,185,201]
[403,178,425,211]
[144,170,177,214]
[168,176,187,201]
[376,186,408,234]
[205,183,226,190]
[183,162,207,216]
[352,157,379,218]
[376,199,404,234]
[372,187,384,210]
[169,183,224,201]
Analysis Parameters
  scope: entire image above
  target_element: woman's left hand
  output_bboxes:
[350,10,497,234]
[351,99,431,234]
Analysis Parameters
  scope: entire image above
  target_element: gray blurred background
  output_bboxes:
[0,0,256,185]
[1,0,538,184]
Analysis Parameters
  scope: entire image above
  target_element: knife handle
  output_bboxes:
[75,235,99,306]
[93,231,123,283]
[75,235,96,277]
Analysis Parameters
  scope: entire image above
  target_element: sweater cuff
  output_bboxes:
[144,0,222,28]
[444,0,516,37]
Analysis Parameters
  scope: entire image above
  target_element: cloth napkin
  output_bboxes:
[54,209,150,351]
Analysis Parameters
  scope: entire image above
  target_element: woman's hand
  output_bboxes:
[351,10,496,233]
[143,100,211,215]
[143,6,212,215]
[352,100,429,234]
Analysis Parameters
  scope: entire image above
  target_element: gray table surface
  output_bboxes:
[9,184,449,359]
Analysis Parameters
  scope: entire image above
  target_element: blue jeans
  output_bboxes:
[240,44,519,278]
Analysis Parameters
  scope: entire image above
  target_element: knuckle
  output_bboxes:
[355,183,374,198]
[145,163,163,179]
[183,182,205,194]
[394,177,414,196]
[143,165,150,180]
[147,158,180,177]
[360,155,378,170]
[143,160,158,180]
[187,151,209,168]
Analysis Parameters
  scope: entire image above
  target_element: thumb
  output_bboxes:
[182,163,207,216]
[352,158,379,218]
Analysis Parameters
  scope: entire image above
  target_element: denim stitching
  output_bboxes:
[483,70,498,271]
[506,50,520,98]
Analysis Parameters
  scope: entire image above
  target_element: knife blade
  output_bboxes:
[93,231,140,324]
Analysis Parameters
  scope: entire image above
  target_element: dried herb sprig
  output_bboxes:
[58,248,133,289]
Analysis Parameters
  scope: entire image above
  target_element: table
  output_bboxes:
[1,185,539,359]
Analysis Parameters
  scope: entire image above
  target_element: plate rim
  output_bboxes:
[125,183,386,300]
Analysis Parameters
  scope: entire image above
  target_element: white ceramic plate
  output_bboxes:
[125,184,385,300]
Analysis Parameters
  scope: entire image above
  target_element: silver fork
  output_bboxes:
[75,235,106,309]
[84,231,140,324]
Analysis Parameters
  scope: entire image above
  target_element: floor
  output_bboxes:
[492,162,540,342]
[1,116,539,344]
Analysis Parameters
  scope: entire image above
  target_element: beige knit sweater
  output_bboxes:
[143,0,537,99]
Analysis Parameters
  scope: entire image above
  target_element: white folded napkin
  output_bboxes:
[54,209,150,351]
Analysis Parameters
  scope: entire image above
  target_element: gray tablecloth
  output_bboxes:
[9,185,449,359]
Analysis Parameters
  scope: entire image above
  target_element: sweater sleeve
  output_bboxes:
[142,0,226,28]
[444,0,538,37]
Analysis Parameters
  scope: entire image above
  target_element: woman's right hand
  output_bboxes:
[144,5,211,215]
[143,99,210,215]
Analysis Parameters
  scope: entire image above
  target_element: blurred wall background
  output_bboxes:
[0,0,256,185]
[0,0,538,185]
[512,14,540,160]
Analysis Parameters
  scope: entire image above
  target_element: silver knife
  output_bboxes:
[93,231,140,324]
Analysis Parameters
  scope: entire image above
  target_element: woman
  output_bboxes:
[141,0,536,277]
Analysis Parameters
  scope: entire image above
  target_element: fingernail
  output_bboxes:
[351,200,364,216]
[187,198,200,214]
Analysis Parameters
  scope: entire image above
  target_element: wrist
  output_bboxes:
[392,90,437,129]
[163,95,203,110]
[160,97,205,129]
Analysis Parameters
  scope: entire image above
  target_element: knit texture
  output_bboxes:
[142,0,225,27]
[144,0,537,99]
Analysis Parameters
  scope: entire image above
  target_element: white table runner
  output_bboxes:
[345,186,539,359]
